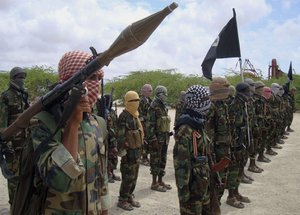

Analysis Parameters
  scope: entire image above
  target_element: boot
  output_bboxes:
[272,143,282,149]
[266,148,277,156]
[287,127,294,132]
[248,158,262,173]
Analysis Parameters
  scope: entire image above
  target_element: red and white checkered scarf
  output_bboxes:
[58,50,102,107]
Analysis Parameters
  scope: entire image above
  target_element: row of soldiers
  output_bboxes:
[0,62,296,214]
[173,77,296,214]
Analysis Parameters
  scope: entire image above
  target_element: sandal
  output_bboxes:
[226,197,244,209]
[248,166,262,173]
[117,201,134,211]
[128,200,141,208]
[236,194,251,203]
[159,182,172,190]
[151,183,167,192]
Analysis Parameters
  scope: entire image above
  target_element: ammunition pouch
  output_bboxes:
[126,129,142,149]
[157,116,171,133]
[189,156,209,199]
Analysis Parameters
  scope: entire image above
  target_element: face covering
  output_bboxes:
[11,78,25,91]
[84,80,100,107]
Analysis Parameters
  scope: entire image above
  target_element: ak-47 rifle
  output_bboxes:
[0,2,178,179]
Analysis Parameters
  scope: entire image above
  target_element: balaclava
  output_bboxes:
[236,82,251,100]
[228,85,236,97]
[209,77,230,101]
[155,85,168,104]
[141,84,153,98]
[10,67,26,91]
[185,85,211,115]
[254,81,265,96]
[271,83,281,96]
[124,91,144,140]
[263,87,272,100]
[244,78,255,95]
[278,85,284,97]
[58,50,103,107]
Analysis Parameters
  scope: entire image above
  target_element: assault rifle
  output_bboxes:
[0,2,178,179]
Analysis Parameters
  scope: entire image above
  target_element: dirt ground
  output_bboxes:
[1,110,300,215]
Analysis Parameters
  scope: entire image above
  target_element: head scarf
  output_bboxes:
[263,87,272,100]
[141,84,153,98]
[271,83,281,96]
[185,85,211,115]
[254,81,265,96]
[124,91,144,140]
[236,82,251,100]
[244,78,255,95]
[58,50,103,107]
[155,85,168,104]
[209,77,230,101]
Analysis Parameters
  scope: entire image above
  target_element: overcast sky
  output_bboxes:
[0,0,299,80]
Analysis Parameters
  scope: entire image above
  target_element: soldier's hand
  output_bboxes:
[67,96,91,125]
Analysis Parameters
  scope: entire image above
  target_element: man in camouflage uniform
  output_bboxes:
[262,87,278,156]
[206,77,231,202]
[173,85,213,215]
[174,90,186,125]
[96,94,121,183]
[30,51,110,214]
[244,78,264,174]
[117,91,143,211]
[286,87,296,132]
[147,85,172,192]
[138,84,153,166]
[226,83,251,208]
[0,67,29,206]
[254,81,271,163]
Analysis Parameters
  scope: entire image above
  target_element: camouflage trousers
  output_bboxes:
[150,140,168,177]
[119,155,140,201]
[179,199,211,215]
[6,150,21,205]
[214,143,230,200]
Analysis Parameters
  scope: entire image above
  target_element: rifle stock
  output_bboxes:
[0,2,178,142]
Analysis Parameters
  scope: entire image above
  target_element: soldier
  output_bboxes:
[117,91,143,211]
[287,87,296,132]
[29,51,110,214]
[174,90,186,125]
[147,85,172,192]
[226,83,252,208]
[206,77,231,202]
[138,84,153,166]
[262,87,278,156]
[244,78,264,174]
[254,81,271,163]
[0,67,30,207]
[173,85,212,215]
[96,94,121,183]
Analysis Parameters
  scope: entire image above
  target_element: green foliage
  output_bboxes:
[1,66,299,110]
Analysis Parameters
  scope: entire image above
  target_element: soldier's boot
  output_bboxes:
[248,158,263,173]
[234,188,251,203]
[277,139,285,145]
[158,176,172,190]
[272,143,282,149]
[128,195,141,208]
[257,152,271,163]
[226,189,244,209]
[287,126,294,132]
[266,148,278,156]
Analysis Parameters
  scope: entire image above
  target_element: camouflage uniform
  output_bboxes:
[173,85,212,215]
[138,94,152,164]
[31,114,110,214]
[147,87,171,183]
[0,67,29,206]
[174,91,186,125]
[206,77,231,202]
[117,91,142,210]
[286,87,296,131]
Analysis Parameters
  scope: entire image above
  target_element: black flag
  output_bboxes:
[288,61,293,81]
[201,9,241,80]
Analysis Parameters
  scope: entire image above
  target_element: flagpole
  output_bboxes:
[239,57,244,82]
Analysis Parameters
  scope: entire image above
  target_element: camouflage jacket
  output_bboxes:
[138,95,152,137]
[118,109,142,158]
[174,115,210,202]
[107,109,118,149]
[206,100,231,144]
[252,94,267,128]
[174,99,185,125]
[0,86,29,148]
[147,98,171,142]
[31,114,110,214]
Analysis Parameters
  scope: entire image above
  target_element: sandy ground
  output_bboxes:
[1,109,300,215]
